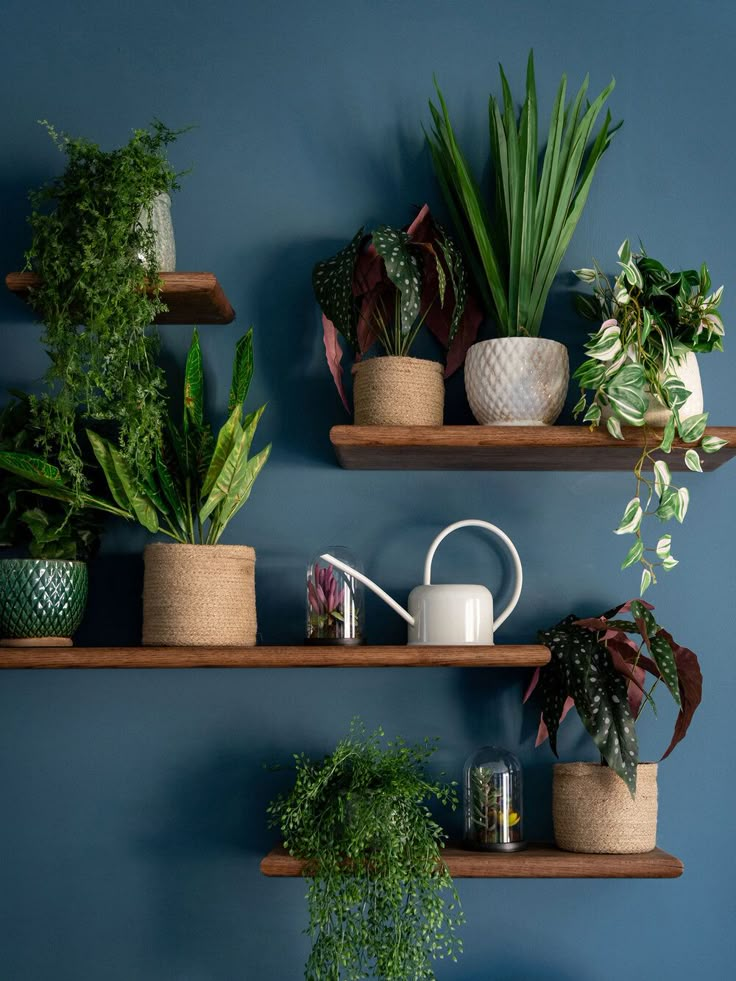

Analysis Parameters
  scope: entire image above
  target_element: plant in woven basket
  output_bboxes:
[572,242,727,592]
[268,720,464,980]
[313,204,480,410]
[426,51,620,337]
[0,393,102,561]
[24,120,185,490]
[0,329,271,545]
[525,599,702,796]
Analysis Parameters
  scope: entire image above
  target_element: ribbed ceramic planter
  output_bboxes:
[137,192,176,271]
[352,356,444,426]
[464,337,569,425]
[142,543,257,646]
[0,559,88,646]
[553,762,658,854]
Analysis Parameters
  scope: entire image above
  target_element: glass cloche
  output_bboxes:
[463,745,526,851]
[306,547,364,645]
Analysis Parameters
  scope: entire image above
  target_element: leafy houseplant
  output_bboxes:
[0,395,102,644]
[527,599,702,852]
[0,329,271,646]
[573,242,727,591]
[427,52,620,425]
[25,120,184,490]
[268,721,464,980]
[313,204,478,425]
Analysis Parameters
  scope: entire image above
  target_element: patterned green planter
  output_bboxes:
[0,559,88,645]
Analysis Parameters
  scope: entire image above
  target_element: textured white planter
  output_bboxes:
[137,192,176,271]
[464,338,569,425]
[553,763,658,854]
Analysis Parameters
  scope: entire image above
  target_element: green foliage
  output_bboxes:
[0,395,101,560]
[268,720,464,980]
[427,51,619,337]
[573,242,726,588]
[533,601,703,796]
[25,120,185,490]
[0,330,270,545]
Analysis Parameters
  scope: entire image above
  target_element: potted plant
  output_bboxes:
[268,720,464,979]
[313,204,479,425]
[0,395,103,646]
[24,120,184,490]
[525,599,702,853]
[0,329,271,647]
[572,242,727,591]
[427,52,620,425]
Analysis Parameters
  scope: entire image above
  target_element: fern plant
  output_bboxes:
[25,120,184,489]
[268,721,464,980]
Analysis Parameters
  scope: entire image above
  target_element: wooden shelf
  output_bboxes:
[261,843,683,879]
[6,271,235,325]
[331,425,736,471]
[0,644,550,669]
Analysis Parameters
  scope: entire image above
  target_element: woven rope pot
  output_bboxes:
[142,544,256,646]
[0,558,88,647]
[553,762,658,854]
[352,356,444,426]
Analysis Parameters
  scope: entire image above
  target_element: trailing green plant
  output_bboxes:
[0,394,101,560]
[313,204,479,410]
[526,599,702,796]
[25,119,185,490]
[268,720,464,980]
[572,242,727,591]
[0,329,271,545]
[426,51,620,337]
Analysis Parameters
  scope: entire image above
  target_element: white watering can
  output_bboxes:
[321,519,523,646]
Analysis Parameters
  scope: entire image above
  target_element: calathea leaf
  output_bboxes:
[183,329,204,430]
[156,446,187,535]
[87,430,158,533]
[0,450,66,489]
[86,431,131,512]
[229,329,254,413]
[217,443,272,531]
[372,225,422,333]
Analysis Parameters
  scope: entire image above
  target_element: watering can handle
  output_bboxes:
[423,519,523,632]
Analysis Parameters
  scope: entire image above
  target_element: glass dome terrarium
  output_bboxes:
[463,745,526,851]
[306,548,364,645]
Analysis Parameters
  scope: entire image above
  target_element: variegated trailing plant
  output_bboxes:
[526,600,702,796]
[0,329,271,545]
[426,51,620,337]
[313,204,481,410]
[573,242,727,592]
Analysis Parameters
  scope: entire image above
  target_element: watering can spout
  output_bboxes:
[320,553,416,626]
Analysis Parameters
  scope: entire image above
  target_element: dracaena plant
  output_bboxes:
[267,720,464,980]
[0,330,271,545]
[313,204,479,410]
[572,242,727,592]
[526,599,702,796]
[426,51,619,337]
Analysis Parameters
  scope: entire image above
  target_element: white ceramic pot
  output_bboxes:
[137,192,176,271]
[464,337,569,425]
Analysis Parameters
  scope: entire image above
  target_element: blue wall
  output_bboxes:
[1,2,734,978]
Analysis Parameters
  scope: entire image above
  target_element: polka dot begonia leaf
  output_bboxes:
[312,228,363,349]
[371,225,422,334]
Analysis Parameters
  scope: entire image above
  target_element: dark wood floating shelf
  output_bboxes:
[6,271,235,325]
[0,644,550,670]
[261,842,683,879]
[331,425,736,472]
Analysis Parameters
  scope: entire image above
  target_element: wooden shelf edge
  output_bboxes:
[330,425,736,472]
[0,644,550,669]
[6,271,235,325]
[260,843,684,879]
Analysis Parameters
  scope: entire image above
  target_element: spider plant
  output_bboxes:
[426,51,620,337]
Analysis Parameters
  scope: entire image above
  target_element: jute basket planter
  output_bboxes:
[142,543,257,646]
[553,762,658,854]
[352,356,444,426]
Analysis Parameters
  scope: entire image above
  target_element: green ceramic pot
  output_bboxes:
[0,559,88,644]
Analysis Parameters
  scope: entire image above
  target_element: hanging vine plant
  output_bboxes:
[25,120,185,489]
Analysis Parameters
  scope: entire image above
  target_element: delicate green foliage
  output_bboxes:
[0,394,102,560]
[25,120,185,489]
[427,51,619,336]
[614,497,642,535]
[533,601,703,796]
[268,720,464,980]
[572,242,726,588]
